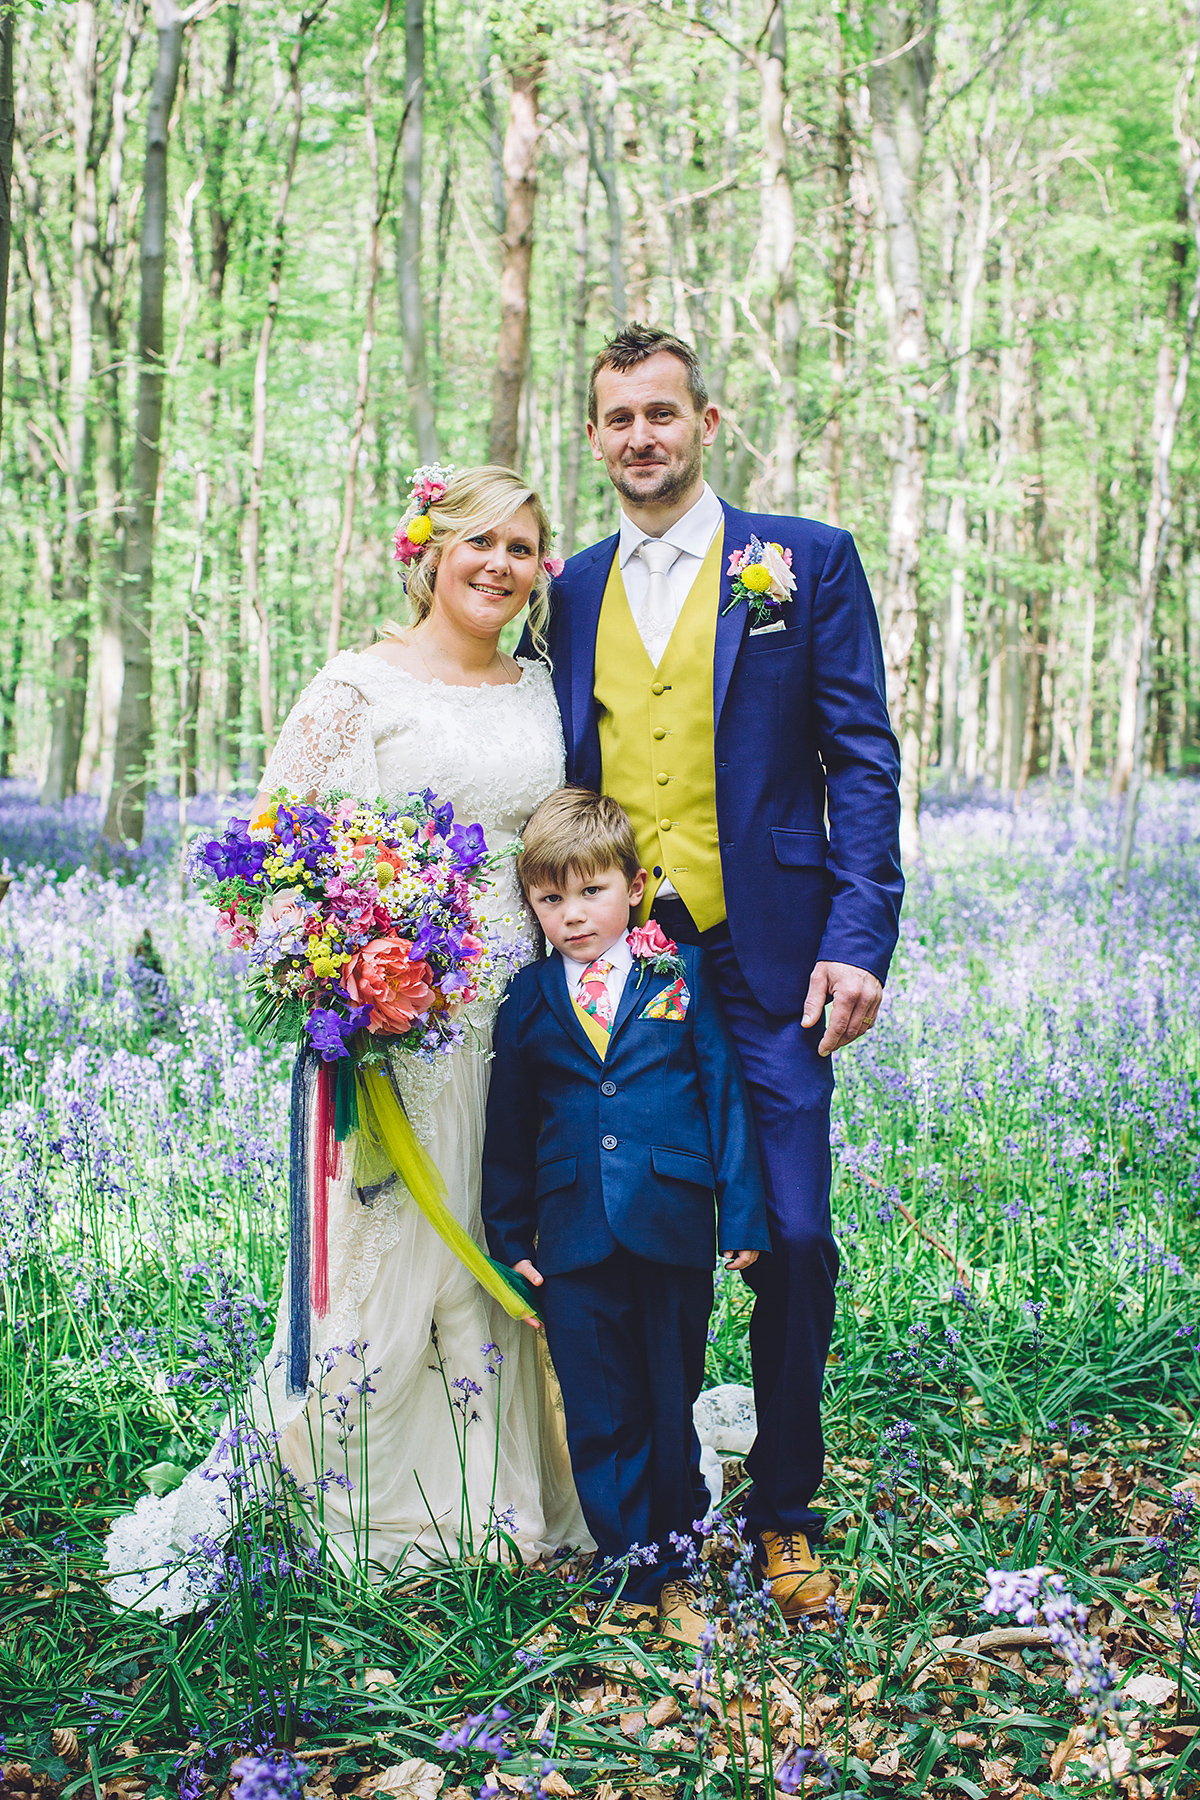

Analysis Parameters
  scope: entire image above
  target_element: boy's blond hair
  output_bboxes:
[517,788,641,894]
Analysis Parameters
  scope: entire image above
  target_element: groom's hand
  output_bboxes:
[513,1258,544,1331]
[803,961,883,1057]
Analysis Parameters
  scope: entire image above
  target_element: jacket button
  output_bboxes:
[653,866,662,878]
[651,681,665,695]
[656,772,669,786]
[600,1080,616,1096]
[601,1134,618,1150]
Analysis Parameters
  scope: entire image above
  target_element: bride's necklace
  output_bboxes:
[407,628,517,688]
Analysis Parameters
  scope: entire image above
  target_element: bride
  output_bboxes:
[106,466,589,1614]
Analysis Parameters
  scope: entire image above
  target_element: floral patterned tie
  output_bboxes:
[577,958,614,1032]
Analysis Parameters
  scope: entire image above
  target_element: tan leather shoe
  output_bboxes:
[657,1579,709,1649]
[755,1530,835,1620]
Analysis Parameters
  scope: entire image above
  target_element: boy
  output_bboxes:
[481,788,770,1645]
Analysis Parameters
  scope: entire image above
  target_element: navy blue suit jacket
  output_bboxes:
[526,501,904,1013]
[481,942,771,1276]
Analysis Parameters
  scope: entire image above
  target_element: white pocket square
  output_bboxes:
[749,619,787,636]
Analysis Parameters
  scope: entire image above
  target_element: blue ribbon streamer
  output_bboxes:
[287,1044,318,1396]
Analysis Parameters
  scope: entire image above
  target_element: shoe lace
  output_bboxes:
[772,1531,811,1563]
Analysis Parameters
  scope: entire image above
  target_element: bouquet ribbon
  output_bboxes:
[287,1043,537,1394]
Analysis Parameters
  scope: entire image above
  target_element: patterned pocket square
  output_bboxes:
[639,977,691,1022]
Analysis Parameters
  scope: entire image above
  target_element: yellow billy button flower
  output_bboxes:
[406,513,432,545]
[741,562,773,593]
[376,860,395,887]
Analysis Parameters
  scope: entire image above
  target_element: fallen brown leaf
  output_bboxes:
[1049,1726,1087,1781]
[370,1762,446,1800]
[646,1695,681,1728]
[536,1777,575,1798]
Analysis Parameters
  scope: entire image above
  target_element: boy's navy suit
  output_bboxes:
[482,939,770,1601]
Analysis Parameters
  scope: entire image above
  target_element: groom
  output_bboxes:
[527,324,903,1617]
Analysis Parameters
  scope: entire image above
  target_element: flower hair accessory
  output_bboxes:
[393,463,455,568]
[628,919,685,988]
[723,535,795,627]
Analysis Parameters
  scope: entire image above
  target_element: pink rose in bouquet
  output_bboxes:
[344,937,435,1034]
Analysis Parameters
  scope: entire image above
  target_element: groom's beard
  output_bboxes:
[612,425,704,509]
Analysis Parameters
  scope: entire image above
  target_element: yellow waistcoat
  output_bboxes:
[594,530,727,931]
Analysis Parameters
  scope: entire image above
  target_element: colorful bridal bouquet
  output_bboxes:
[193,788,514,1064]
[193,791,538,1361]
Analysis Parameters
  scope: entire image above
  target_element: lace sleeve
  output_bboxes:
[260,675,379,800]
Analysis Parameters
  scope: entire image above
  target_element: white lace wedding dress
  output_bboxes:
[105,650,590,1615]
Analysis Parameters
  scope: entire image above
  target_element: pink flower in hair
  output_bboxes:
[393,527,421,564]
[544,556,565,579]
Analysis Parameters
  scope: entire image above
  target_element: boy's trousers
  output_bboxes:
[539,1248,713,1605]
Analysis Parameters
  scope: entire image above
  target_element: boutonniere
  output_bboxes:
[627,921,686,989]
[723,535,796,627]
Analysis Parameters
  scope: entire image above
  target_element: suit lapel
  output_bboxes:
[540,953,605,1067]
[567,536,618,760]
[606,959,653,1050]
[714,501,751,730]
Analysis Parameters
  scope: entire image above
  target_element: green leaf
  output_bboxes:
[139,1459,191,1496]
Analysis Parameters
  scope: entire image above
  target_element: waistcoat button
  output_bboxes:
[651,681,665,696]
[656,772,669,786]
[601,1134,618,1150]
[653,727,667,740]
[600,1080,617,1096]
[660,819,672,831]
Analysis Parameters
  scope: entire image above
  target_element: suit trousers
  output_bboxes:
[539,1248,713,1605]
[651,895,838,1540]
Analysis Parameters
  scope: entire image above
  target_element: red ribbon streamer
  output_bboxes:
[312,1063,341,1318]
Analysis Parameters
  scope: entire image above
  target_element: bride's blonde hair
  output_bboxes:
[386,465,554,656]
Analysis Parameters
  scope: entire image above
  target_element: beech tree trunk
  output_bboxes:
[0,0,13,443]
[242,2,327,753]
[488,56,542,470]
[44,0,100,804]
[866,0,936,863]
[398,0,438,465]
[584,72,625,327]
[561,147,590,556]
[824,27,851,526]
[102,0,186,849]
[762,0,799,511]
[330,0,400,659]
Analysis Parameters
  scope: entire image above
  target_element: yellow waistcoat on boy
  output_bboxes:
[594,529,727,931]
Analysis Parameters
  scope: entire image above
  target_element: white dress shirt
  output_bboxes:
[561,929,634,1019]
[617,482,724,667]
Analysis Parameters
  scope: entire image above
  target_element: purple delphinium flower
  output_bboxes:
[303,1008,355,1060]
[199,819,267,883]
[448,821,488,870]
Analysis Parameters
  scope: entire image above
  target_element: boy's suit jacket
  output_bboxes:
[525,501,904,1014]
[481,941,771,1276]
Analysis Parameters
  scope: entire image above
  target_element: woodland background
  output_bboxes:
[1,0,1200,862]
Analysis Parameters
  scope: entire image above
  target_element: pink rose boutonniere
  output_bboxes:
[628,920,686,988]
[544,555,565,579]
[724,534,796,628]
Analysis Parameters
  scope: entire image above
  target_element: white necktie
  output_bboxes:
[635,538,681,666]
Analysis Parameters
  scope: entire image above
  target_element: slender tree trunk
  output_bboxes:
[102,0,186,849]
[0,0,14,444]
[398,0,438,464]
[762,0,799,511]
[866,0,936,863]
[242,2,326,754]
[331,0,399,659]
[488,54,543,470]
[583,73,624,327]
[44,0,100,804]
[561,147,590,557]
[478,22,506,235]
[824,21,851,526]
[941,100,993,786]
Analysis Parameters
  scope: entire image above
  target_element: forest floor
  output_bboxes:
[2,779,1200,1799]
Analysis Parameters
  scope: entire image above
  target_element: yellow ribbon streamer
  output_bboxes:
[353,1061,534,1323]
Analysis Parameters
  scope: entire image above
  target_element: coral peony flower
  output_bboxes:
[627,920,677,961]
[344,936,435,1034]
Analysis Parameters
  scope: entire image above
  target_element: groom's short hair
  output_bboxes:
[517,788,641,894]
[588,325,709,423]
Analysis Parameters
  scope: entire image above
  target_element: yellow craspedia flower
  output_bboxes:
[406,513,433,545]
[741,562,772,593]
[376,860,395,887]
